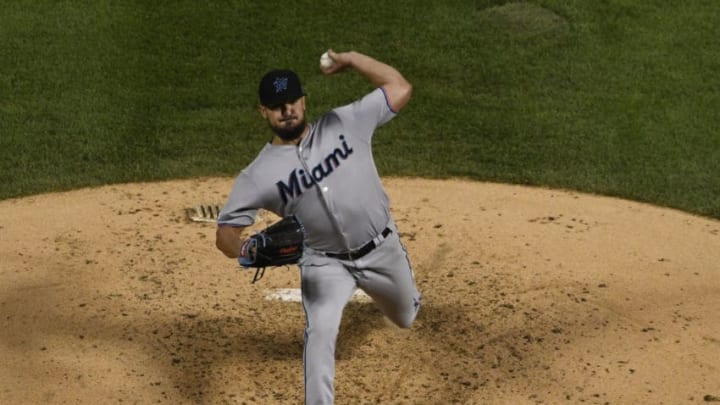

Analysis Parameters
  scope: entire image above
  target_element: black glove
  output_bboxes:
[238,215,305,282]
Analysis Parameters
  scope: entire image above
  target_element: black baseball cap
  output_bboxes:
[258,69,305,107]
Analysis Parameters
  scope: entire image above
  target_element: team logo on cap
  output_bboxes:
[273,77,288,93]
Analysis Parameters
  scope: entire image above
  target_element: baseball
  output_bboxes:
[320,51,334,69]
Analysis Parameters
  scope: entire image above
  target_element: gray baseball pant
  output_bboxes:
[299,228,421,405]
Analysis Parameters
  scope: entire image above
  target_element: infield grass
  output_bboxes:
[1,0,719,218]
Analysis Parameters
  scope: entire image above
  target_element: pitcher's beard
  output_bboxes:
[271,119,307,142]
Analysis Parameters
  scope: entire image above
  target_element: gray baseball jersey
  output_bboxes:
[218,88,395,252]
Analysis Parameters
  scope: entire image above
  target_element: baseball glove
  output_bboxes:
[238,215,305,283]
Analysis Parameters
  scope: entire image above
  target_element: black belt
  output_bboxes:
[325,228,392,261]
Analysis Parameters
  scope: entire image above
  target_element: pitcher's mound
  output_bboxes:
[1,177,718,404]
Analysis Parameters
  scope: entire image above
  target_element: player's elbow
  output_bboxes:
[216,240,236,258]
[387,79,412,112]
[215,226,240,258]
[399,80,412,104]
[401,79,412,98]
[215,238,234,258]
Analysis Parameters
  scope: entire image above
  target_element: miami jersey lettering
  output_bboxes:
[276,135,354,204]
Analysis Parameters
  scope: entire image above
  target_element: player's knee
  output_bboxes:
[390,308,420,329]
[384,295,421,328]
[388,315,413,329]
[401,296,421,328]
[399,311,419,329]
[396,318,414,329]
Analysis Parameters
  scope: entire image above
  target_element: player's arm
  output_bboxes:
[322,50,412,112]
[216,225,249,258]
[216,174,261,258]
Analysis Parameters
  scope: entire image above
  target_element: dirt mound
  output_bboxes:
[1,177,718,404]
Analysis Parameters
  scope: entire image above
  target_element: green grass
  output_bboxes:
[1,0,719,218]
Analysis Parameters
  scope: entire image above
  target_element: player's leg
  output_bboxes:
[299,256,357,405]
[355,229,421,328]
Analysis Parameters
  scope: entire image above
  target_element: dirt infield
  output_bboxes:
[1,177,718,404]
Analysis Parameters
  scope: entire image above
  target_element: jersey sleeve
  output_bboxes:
[333,87,397,142]
[217,172,261,227]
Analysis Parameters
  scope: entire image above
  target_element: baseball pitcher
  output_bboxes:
[215,50,422,405]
